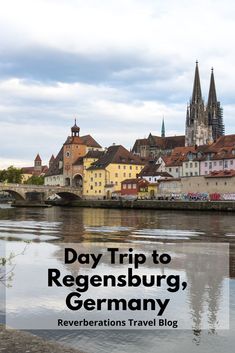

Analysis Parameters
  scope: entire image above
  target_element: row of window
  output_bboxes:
[185,162,198,168]
[123,184,137,189]
[185,172,198,176]
[87,189,102,193]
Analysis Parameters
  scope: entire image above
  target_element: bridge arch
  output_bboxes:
[3,189,25,200]
[57,192,81,201]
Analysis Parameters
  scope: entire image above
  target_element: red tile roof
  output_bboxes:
[205,170,235,178]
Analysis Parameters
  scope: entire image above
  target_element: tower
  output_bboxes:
[185,62,213,146]
[71,118,80,137]
[207,68,224,141]
[34,154,42,171]
[161,118,165,137]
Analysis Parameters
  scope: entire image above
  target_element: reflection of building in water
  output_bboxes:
[184,245,227,337]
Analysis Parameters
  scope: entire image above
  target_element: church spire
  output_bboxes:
[161,117,165,137]
[207,67,217,106]
[192,61,202,104]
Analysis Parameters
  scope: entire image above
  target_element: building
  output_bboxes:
[138,160,173,182]
[121,178,149,198]
[132,133,185,159]
[44,121,102,186]
[185,62,224,146]
[181,171,235,194]
[83,144,145,199]
[21,154,48,182]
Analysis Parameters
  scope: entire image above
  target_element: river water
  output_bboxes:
[0,204,235,353]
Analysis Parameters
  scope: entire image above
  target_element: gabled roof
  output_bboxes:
[148,134,185,149]
[138,161,161,177]
[212,134,235,148]
[80,135,102,148]
[45,147,63,177]
[84,150,104,159]
[87,145,144,170]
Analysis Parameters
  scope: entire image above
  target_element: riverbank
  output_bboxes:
[66,199,235,211]
[0,324,84,353]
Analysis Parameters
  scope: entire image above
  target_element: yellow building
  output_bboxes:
[83,145,145,199]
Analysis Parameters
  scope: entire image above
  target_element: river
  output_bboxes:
[0,204,234,353]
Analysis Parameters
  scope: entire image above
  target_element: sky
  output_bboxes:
[1,0,235,168]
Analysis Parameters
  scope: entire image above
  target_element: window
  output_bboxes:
[186,172,188,176]
[190,172,193,176]
[95,173,97,178]
[190,163,193,168]
[130,166,132,170]
[169,168,172,172]
[176,168,178,173]
[216,182,218,185]
[195,172,198,176]
[99,190,101,193]
[123,166,126,170]
[224,161,228,168]
[225,182,227,185]
[219,161,223,166]
[65,151,70,157]
[90,185,93,190]
[115,182,118,185]
[128,184,132,189]
[209,162,212,169]
[214,161,217,166]
[123,173,126,177]
[90,177,93,182]
[99,173,102,177]
[195,162,197,167]
[185,163,188,168]
[118,165,120,169]
[115,173,118,177]
[99,182,101,186]
[133,184,137,189]
[230,160,233,165]
[129,173,131,177]
[95,182,97,186]
[123,184,127,189]
[205,162,208,167]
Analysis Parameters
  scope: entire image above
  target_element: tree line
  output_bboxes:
[0,166,44,185]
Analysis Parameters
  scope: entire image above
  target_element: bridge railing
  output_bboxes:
[0,182,82,191]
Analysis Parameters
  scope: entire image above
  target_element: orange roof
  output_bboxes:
[205,169,235,178]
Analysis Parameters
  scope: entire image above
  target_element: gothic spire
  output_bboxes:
[192,61,202,104]
[161,117,165,137]
[207,67,217,106]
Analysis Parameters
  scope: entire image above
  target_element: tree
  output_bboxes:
[24,175,44,185]
[0,166,23,183]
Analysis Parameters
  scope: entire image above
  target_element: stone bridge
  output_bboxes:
[0,183,82,201]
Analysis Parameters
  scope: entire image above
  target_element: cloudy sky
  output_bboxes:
[0,0,235,168]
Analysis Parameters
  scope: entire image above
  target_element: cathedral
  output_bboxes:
[185,61,225,146]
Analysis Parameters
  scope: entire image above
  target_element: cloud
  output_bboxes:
[0,0,235,167]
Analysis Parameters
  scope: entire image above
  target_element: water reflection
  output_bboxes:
[0,205,235,353]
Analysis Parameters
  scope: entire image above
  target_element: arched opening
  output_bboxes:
[4,190,25,201]
[65,178,71,186]
[56,192,81,201]
[73,174,83,188]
